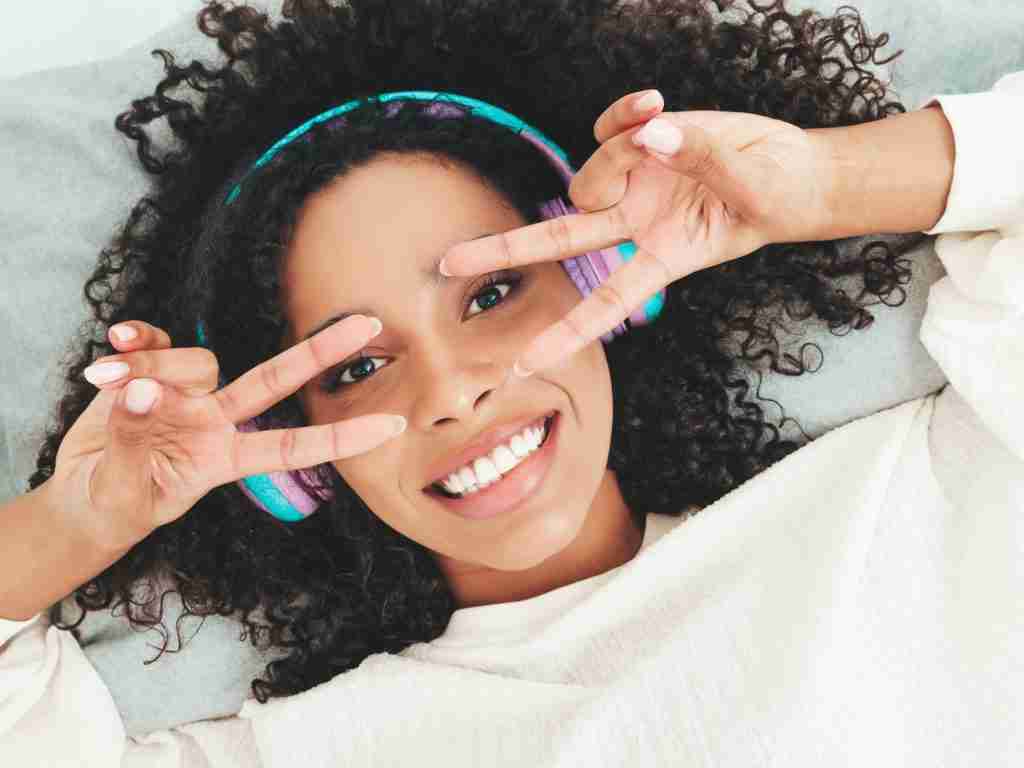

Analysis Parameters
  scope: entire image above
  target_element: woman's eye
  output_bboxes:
[321,274,522,394]
[330,355,389,388]
[464,278,514,318]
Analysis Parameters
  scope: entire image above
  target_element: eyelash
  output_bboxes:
[321,271,524,394]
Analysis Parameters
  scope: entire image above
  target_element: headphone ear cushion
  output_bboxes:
[540,195,625,343]
[192,149,332,523]
[236,411,333,522]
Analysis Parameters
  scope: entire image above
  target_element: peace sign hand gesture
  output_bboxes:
[52,316,405,551]
[440,89,838,377]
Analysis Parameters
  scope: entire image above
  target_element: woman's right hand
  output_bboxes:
[51,315,405,551]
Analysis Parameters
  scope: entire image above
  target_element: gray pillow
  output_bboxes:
[2,0,1022,738]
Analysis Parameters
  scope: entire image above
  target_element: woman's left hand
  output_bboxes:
[439,89,838,377]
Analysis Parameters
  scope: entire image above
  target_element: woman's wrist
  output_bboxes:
[0,476,136,621]
[809,105,956,240]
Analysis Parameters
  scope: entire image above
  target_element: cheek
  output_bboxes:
[577,336,612,388]
[330,440,405,507]
[576,341,614,435]
[333,455,381,491]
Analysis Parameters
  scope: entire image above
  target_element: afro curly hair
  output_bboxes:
[32,0,928,703]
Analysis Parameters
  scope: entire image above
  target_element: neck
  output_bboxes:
[442,470,645,610]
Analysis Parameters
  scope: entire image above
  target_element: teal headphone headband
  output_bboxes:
[195,90,664,522]
[224,91,569,205]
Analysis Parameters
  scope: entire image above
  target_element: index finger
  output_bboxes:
[213,314,381,425]
[441,206,633,277]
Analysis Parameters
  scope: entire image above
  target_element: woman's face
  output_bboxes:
[280,151,639,607]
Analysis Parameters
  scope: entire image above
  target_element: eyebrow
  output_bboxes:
[300,233,494,342]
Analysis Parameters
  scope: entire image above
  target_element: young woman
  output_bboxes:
[2,0,1021,764]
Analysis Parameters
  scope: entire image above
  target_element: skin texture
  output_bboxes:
[280,152,646,609]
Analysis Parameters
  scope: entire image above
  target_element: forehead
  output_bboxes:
[279,153,531,338]
[289,153,524,269]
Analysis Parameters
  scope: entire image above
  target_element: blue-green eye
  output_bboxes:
[321,272,523,394]
[464,274,514,317]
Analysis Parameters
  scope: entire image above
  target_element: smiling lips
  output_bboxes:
[423,409,561,519]
[423,409,558,490]
[432,417,551,495]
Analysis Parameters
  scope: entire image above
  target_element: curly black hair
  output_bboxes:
[30,0,929,704]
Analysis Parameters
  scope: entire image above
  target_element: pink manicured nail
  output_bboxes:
[636,118,683,155]
[125,379,159,414]
[111,324,138,342]
[84,361,130,386]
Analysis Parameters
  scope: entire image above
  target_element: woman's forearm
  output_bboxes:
[0,478,132,622]
[810,105,956,239]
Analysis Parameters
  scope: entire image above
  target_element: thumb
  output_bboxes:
[633,118,765,223]
[91,378,162,521]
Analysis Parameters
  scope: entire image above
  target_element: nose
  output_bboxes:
[414,349,515,431]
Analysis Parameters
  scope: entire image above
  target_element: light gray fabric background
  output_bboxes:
[1,0,1022,738]
[0,0,212,79]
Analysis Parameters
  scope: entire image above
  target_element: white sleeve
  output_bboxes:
[0,611,264,767]
[916,70,1024,472]
[921,70,1024,238]
[0,611,127,767]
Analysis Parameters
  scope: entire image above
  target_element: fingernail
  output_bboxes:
[388,415,407,435]
[125,378,159,415]
[84,361,130,386]
[367,317,383,338]
[636,118,682,155]
[111,324,138,342]
[513,359,534,379]
[635,90,662,112]
[438,256,452,277]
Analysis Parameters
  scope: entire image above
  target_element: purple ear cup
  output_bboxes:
[541,195,662,344]
[233,415,333,521]
[195,91,665,522]
[523,131,665,344]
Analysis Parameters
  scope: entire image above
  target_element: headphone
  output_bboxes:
[193,91,665,522]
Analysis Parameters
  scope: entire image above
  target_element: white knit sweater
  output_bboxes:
[2,70,1023,767]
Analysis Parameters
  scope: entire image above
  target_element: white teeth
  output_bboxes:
[492,444,519,473]
[473,456,500,485]
[456,466,475,491]
[509,434,530,458]
[435,417,550,496]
